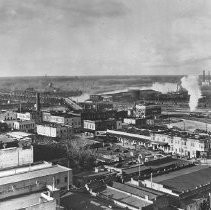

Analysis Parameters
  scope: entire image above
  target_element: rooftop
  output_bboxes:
[44,111,80,118]
[152,129,210,141]
[0,164,70,186]
[111,182,164,200]
[37,122,72,128]
[159,167,211,193]
[107,129,150,142]
[123,157,190,175]
[0,132,33,143]
[0,191,55,209]
[99,186,151,209]
[148,165,208,183]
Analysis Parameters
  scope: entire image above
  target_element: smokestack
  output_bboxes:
[203,70,206,82]
[36,92,41,111]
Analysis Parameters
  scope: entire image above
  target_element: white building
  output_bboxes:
[150,131,210,158]
[37,123,73,138]
[17,112,31,121]
[13,120,36,132]
[0,132,34,169]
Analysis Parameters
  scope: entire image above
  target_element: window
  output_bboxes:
[64,177,68,183]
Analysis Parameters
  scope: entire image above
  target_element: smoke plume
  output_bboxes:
[149,82,177,94]
[181,75,201,112]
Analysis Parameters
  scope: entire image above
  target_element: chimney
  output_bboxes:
[36,92,41,111]
[203,70,206,82]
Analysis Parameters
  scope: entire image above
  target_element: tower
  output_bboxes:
[36,92,41,111]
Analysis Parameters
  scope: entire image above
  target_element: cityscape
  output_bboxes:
[1,0,211,210]
[0,72,210,209]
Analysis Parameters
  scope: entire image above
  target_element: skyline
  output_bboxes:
[0,0,211,76]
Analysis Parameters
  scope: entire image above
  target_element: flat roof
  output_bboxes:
[148,165,208,183]
[0,165,70,186]
[0,192,54,209]
[123,157,189,175]
[100,187,151,209]
[159,167,211,193]
[7,131,34,138]
[112,182,164,200]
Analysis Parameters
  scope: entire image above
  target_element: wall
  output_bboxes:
[0,147,33,169]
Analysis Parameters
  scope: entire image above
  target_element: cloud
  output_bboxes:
[0,0,211,76]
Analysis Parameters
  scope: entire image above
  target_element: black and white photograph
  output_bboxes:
[0,0,211,209]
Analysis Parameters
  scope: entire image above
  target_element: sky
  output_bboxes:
[0,0,211,76]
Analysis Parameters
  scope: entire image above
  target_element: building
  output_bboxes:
[102,95,113,102]
[90,94,103,102]
[107,129,151,147]
[0,191,57,210]
[89,182,171,210]
[0,110,17,121]
[81,109,116,122]
[42,111,81,131]
[0,146,33,169]
[0,132,34,169]
[84,119,122,137]
[17,111,42,123]
[79,101,114,111]
[37,123,73,138]
[129,104,161,119]
[0,161,72,205]
[123,118,147,126]
[13,119,36,132]
[150,130,210,158]
[141,166,211,209]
